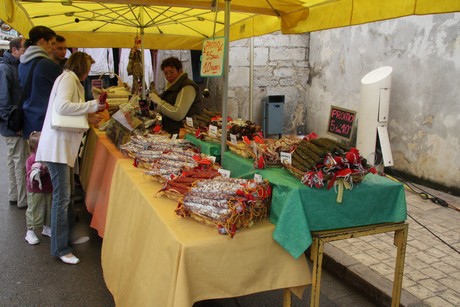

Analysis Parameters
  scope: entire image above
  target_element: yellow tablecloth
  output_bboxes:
[102,159,310,307]
[80,128,126,236]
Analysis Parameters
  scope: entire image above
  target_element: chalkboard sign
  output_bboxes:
[327,105,357,141]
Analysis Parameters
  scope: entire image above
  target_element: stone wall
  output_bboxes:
[225,32,310,135]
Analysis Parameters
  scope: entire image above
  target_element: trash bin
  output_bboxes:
[262,95,284,137]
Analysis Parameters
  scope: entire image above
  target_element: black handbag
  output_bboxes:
[7,58,43,132]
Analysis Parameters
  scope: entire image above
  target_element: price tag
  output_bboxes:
[209,125,218,137]
[230,133,238,145]
[254,173,263,183]
[218,168,231,178]
[186,117,194,127]
[171,134,178,140]
[251,141,258,154]
[280,152,292,165]
[208,156,216,163]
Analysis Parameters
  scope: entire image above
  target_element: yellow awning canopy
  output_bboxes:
[282,0,460,33]
[1,0,305,49]
[1,0,459,49]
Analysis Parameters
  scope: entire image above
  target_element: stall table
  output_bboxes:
[101,158,310,307]
[81,133,407,306]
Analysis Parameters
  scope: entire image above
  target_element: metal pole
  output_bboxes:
[140,5,146,100]
[249,36,254,121]
[220,0,230,162]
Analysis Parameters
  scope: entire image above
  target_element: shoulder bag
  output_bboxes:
[50,73,89,133]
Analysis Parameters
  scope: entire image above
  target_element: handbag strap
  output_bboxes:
[18,57,45,109]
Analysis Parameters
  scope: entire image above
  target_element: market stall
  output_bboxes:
[78,128,408,305]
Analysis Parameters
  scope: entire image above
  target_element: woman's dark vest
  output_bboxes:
[160,73,201,134]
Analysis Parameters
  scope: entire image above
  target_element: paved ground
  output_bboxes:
[326,178,460,306]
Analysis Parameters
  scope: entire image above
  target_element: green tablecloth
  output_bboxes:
[185,134,223,161]
[221,151,407,259]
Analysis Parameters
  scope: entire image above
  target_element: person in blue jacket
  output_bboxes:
[19,25,62,139]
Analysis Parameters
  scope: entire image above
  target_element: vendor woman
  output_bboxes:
[150,56,202,134]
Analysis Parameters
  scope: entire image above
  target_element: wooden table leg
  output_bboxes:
[391,223,408,307]
[309,222,408,307]
[310,236,324,307]
[283,289,292,307]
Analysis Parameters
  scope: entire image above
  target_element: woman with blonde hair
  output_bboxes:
[36,51,105,264]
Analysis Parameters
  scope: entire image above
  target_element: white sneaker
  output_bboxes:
[59,253,80,265]
[72,236,90,244]
[25,230,39,245]
[42,226,51,237]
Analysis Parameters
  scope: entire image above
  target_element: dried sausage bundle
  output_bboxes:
[175,177,271,237]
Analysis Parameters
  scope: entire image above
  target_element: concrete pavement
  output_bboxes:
[325,180,460,306]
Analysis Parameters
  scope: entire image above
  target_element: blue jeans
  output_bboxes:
[45,162,75,257]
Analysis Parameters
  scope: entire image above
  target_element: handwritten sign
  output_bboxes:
[254,173,263,183]
[218,168,230,178]
[208,124,218,137]
[185,117,193,127]
[280,152,292,165]
[230,133,238,145]
[200,37,225,77]
[327,105,356,141]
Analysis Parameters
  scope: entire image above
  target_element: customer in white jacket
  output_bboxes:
[36,52,105,265]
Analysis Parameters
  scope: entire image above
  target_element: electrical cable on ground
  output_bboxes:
[383,168,460,254]
[384,168,459,212]
[407,212,460,254]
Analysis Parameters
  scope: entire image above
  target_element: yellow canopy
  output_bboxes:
[282,0,460,33]
[1,0,306,49]
[2,0,458,49]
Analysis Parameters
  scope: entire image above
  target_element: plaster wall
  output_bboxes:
[307,13,460,189]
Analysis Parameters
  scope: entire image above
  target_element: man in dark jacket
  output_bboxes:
[18,26,62,139]
[0,37,28,208]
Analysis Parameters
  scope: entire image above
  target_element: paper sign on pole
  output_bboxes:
[201,37,225,77]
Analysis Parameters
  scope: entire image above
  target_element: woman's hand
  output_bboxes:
[98,92,108,111]
[97,103,107,112]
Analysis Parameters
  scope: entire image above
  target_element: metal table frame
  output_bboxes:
[283,222,408,307]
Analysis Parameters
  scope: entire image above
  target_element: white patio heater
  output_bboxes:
[356,66,394,170]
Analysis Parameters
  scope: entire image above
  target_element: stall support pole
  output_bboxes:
[220,0,230,163]
[306,222,408,307]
